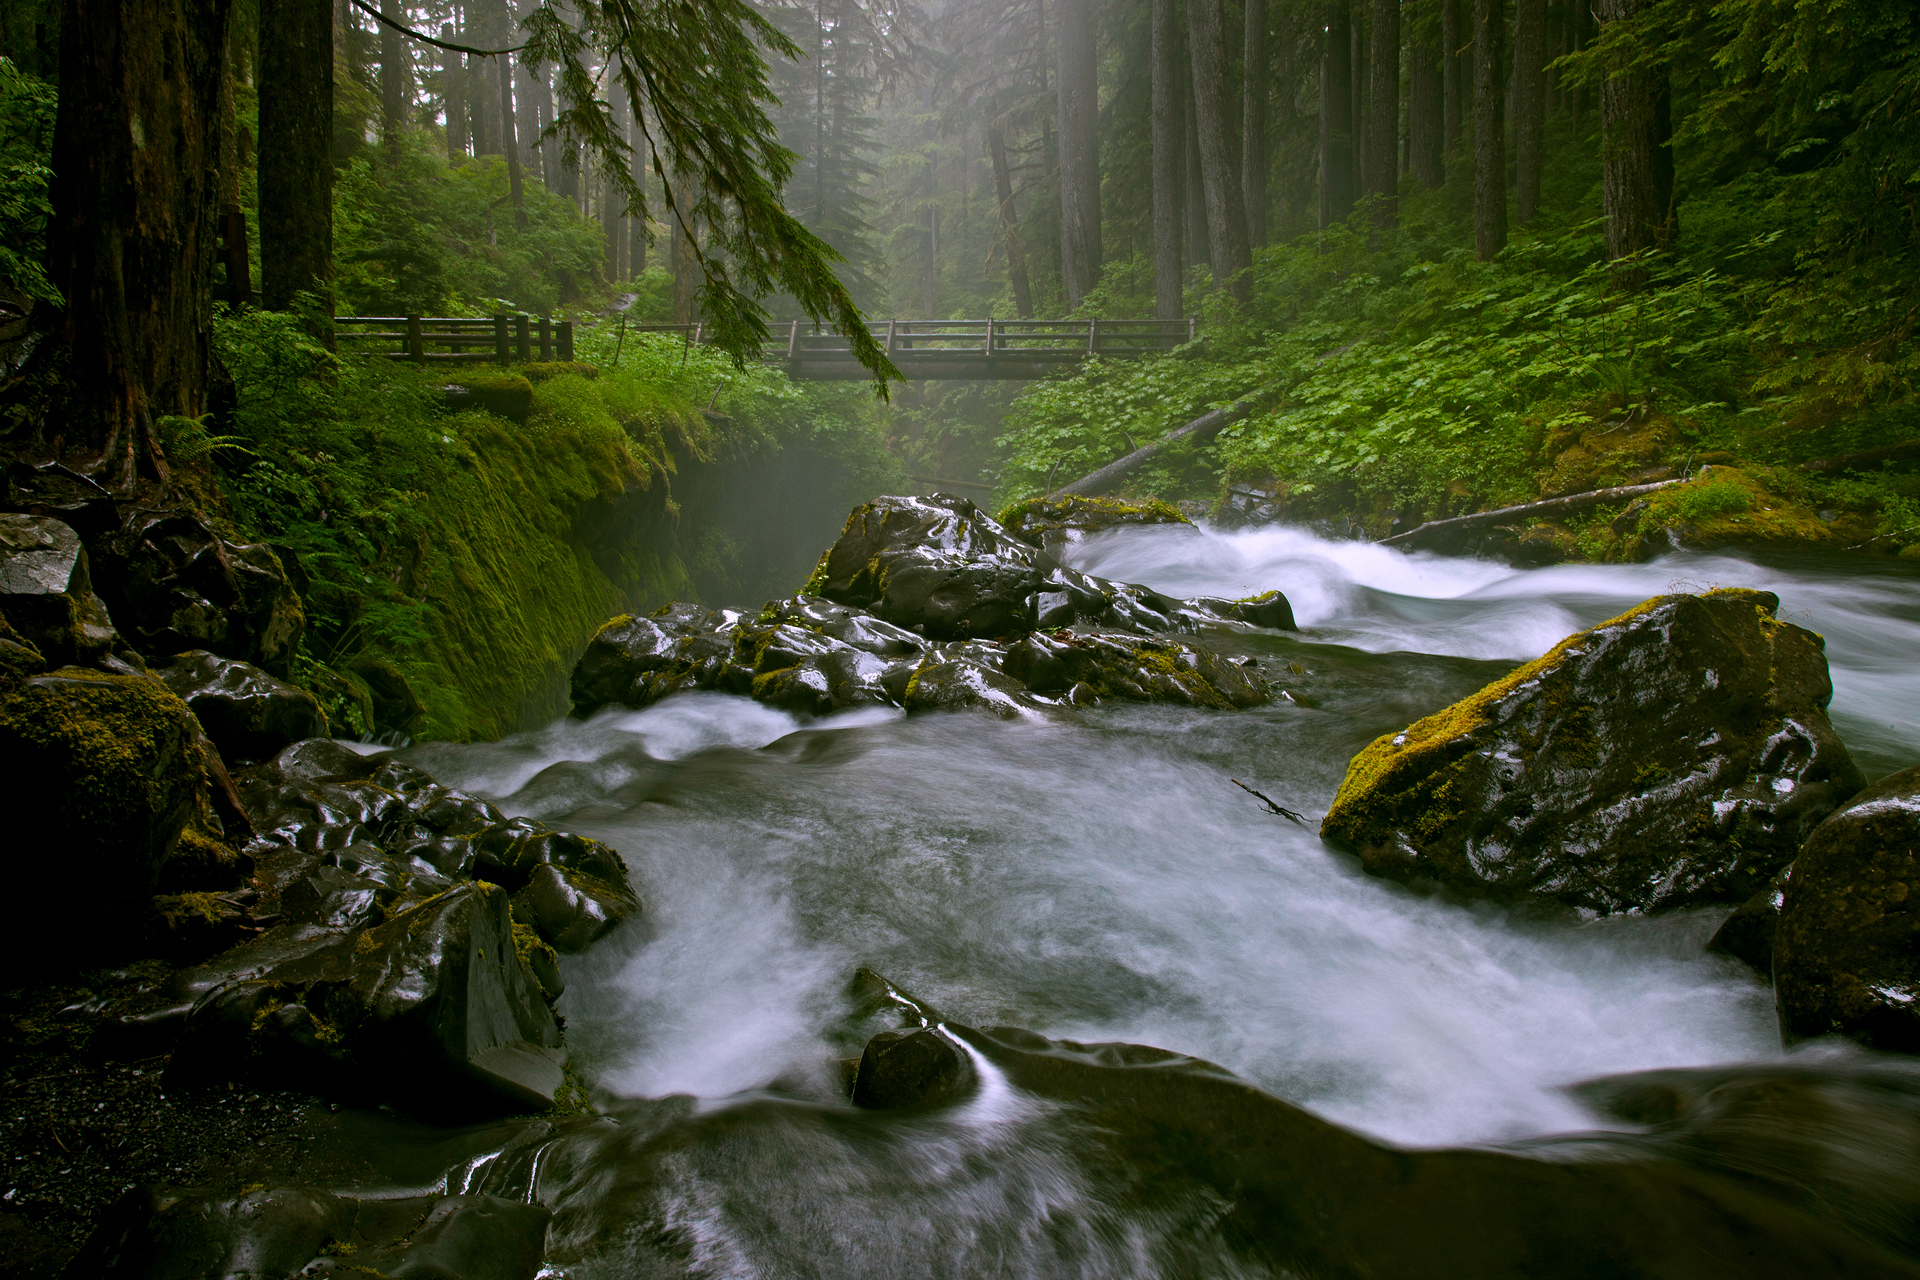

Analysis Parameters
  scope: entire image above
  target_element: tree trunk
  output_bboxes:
[1151,0,1185,319]
[1055,0,1100,308]
[1184,77,1210,264]
[497,55,527,229]
[1242,0,1269,249]
[1511,0,1544,224]
[258,0,333,313]
[1441,0,1462,172]
[1471,0,1506,259]
[1319,0,1355,228]
[1596,0,1665,277]
[441,24,466,160]
[217,26,251,308]
[378,0,404,164]
[990,124,1036,320]
[1189,0,1250,298]
[1409,5,1444,188]
[45,0,231,482]
[1365,0,1399,226]
[670,211,697,323]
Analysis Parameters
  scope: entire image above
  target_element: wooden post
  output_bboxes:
[406,314,424,363]
[692,321,704,346]
[493,314,510,365]
[787,318,800,359]
[515,313,532,363]
[538,316,552,360]
[1088,316,1100,353]
[557,320,574,362]
[885,319,896,357]
[984,317,994,356]
[1187,317,1197,344]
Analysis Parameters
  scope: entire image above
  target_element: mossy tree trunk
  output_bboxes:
[1319,0,1356,229]
[44,0,232,486]
[1364,0,1399,228]
[258,0,333,314]
[1471,0,1507,259]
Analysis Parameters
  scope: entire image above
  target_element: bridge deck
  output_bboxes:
[337,315,1195,379]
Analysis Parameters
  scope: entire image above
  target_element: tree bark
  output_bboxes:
[1352,10,1368,189]
[1243,0,1269,249]
[441,24,466,160]
[1189,0,1250,297]
[1055,0,1100,308]
[1511,0,1544,224]
[1365,0,1399,226]
[1471,0,1506,259]
[45,0,232,482]
[1441,0,1462,173]
[217,26,252,307]
[1151,0,1185,319]
[1409,4,1444,188]
[498,52,527,229]
[990,124,1036,320]
[1184,73,1210,264]
[378,0,405,164]
[1319,0,1356,228]
[258,0,333,313]
[1597,0,1665,278]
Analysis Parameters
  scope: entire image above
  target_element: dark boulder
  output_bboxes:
[818,493,1043,640]
[569,605,746,716]
[88,508,305,677]
[0,512,119,667]
[152,649,328,765]
[998,493,1192,552]
[1708,865,1792,977]
[0,668,206,961]
[850,1026,975,1110]
[1775,764,1920,1050]
[1322,590,1864,914]
[1001,629,1270,709]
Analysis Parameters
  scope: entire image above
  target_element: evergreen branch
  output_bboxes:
[345,0,525,56]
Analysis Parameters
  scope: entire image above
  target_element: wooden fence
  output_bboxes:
[335,314,575,365]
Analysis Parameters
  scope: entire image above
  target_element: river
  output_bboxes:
[401,526,1920,1277]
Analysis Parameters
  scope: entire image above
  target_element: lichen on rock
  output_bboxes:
[1321,589,1864,914]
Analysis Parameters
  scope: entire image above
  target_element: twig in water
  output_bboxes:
[1231,778,1305,825]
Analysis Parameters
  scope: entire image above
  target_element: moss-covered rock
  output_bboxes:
[442,373,536,422]
[520,361,599,383]
[1321,590,1864,914]
[997,493,1192,549]
[0,668,205,959]
[1774,763,1920,1050]
[821,493,1044,640]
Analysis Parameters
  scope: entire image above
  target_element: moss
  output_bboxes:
[800,548,833,596]
[520,361,599,383]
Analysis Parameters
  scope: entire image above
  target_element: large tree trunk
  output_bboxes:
[1151,0,1185,319]
[1364,0,1399,226]
[1409,4,1444,188]
[1055,0,1100,308]
[378,0,405,164]
[1319,0,1356,229]
[441,24,466,160]
[45,0,231,483]
[669,207,698,323]
[1189,0,1250,297]
[1471,0,1506,259]
[258,0,332,313]
[499,54,527,229]
[1243,0,1269,250]
[217,25,252,308]
[1511,0,1545,224]
[990,124,1036,320]
[1441,0,1463,173]
[1184,75,1210,264]
[1597,0,1666,278]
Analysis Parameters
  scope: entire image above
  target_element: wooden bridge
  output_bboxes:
[337,315,1195,380]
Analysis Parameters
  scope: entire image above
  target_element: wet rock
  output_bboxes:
[999,493,1193,552]
[0,668,206,961]
[901,647,1054,719]
[851,1026,975,1109]
[1001,630,1269,709]
[0,512,119,666]
[87,508,305,677]
[1775,763,1920,1050]
[70,1184,549,1280]
[819,493,1044,640]
[763,594,924,654]
[151,649,328,765]
[1708,865,1792,977]
[1220,588,1298,631]
[569,604,747,716]
[1322,590,1865,914]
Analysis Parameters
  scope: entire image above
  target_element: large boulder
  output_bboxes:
[88,508,305,677]
[817,493,1045,640]
[0,668,207,959]
[152,649,328,765]
[0,512,119,667]
[1774,764,1920,1050]
[569,604,746,716]
[1322,590,1864,914]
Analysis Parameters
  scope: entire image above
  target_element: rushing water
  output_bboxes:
[401,527,1920,1277]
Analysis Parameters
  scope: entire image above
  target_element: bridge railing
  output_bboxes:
[335,314,576,365]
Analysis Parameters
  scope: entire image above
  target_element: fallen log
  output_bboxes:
[1377,478,1687,550]
[1799,438,1920,475]
[1057,392,1277,497]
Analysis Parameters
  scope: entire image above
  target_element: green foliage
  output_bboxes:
[0,56,56,302]
[1663,479,1753,521]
